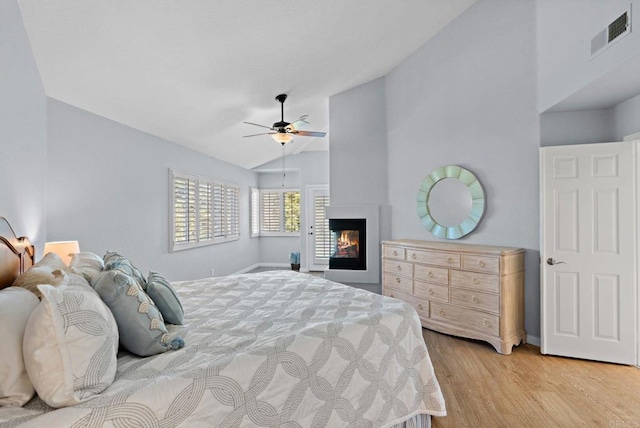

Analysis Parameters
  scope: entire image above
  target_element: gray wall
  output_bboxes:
[613,93,640,140]
[537,0,640,111]
[331,0,541,339]
[329,77,390,243]
[0,0,48,251]
[46,99,260,281]
[253,151,329,267]
[541,93,640,146]
[540,109,614,146]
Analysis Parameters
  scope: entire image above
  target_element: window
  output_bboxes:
[171,170,240,251]
[251,189,301,236]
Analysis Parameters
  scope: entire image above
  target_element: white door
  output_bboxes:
[305,186,330,271]
[541,142,636,364]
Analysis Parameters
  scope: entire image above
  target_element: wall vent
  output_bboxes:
[591,6,632,58]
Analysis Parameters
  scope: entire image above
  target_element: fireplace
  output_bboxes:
[329,219,366,270]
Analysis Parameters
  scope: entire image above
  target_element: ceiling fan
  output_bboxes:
[243,94,327,144]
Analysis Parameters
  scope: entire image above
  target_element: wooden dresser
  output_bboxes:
[381,239,526,354]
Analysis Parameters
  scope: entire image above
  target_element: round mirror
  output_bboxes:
[416,166,485,239]
[428,178,472,227]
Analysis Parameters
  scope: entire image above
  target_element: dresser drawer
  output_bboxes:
[384,246,406,260]
[383,288,429,319]
[383,260,413,276]
[431,302,499,337]
[414,264,449,285]
[407,249,461,268]
[450,270,500,294]
[450,288,499,315]
[383,273,412,294]
[414,280,449,303]
[462,255,500,274]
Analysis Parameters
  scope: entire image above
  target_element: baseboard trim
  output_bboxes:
[526,335,541,347]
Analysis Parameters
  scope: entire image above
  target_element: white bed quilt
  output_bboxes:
[3,271,445,427]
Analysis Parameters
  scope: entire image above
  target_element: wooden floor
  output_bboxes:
[423,329,640,428]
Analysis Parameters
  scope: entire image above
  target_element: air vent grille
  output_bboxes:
[591,6,632,58]
[609,11,629,42]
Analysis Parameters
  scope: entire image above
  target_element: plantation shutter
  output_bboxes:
[173,175,196,244]
[226,186,240,237]
[260,192,281,233]
[313,193,331,259]
[212,183,224,238]
[198,181,212,241]
[250,188,260,237]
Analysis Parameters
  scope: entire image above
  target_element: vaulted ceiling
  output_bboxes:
[18,0,475,169]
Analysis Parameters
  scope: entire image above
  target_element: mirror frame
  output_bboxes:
[416,165,486,239]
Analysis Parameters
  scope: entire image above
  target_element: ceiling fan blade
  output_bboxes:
[243,121,273,130]
[287,115,310,130]
[291,130,326,138]
[243,132,274,138]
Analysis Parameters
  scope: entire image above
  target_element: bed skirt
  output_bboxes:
[390,413,431,428]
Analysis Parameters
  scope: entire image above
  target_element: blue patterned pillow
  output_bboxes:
[91,270,184,357]
[146,271,184,325]
[103,251,146,288]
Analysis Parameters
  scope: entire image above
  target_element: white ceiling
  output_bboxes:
[18,0,475,169]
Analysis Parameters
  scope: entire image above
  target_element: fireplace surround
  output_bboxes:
[324,205,379,284]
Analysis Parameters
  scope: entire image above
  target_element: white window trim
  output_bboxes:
[250,187,260,238]
[255,188,301,237]
[170,169,240,252]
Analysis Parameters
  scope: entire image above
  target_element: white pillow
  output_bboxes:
[23,274,119,408]
[69,252,104,283]
[0,287,40,406]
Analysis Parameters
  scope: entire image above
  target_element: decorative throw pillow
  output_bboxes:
[91,270,184,357]
[0,287,40,407]
[69,252,104,283]
[103,251,146,288]
[146,271,184,325]
[12,252,67,299]
[23,275,119,408]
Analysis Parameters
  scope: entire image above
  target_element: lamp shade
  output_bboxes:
[271,132,293,144]
[43,241,80,266]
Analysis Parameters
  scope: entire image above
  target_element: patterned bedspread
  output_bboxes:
[3,271,445,427]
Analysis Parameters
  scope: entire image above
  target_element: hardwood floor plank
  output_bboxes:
[423,329,640,427]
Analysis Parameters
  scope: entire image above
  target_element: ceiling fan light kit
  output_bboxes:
[243,93,327,145]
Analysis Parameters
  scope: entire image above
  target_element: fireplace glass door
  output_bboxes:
[329,219,366,270]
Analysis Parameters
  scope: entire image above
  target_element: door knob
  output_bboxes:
[546,258,566,266]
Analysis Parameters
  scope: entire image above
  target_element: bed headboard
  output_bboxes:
[0,217,35,290]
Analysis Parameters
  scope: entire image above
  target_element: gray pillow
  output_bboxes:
[103,251,146,289]
[146,271,184,325]
[91,270,184,357]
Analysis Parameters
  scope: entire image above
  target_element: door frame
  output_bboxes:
[305,184,329,271]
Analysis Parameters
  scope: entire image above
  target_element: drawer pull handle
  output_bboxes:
[473,278,480,284]
[479,261,485,267]
[472,296,480,303]
[418,303,424,310]
[427,289,434,295]
[396,277,401,283]
[412,253,417,259]
[483,320,490,327]
[439,309,445,316]
[397,265,402,271]
[393,250,398,256]
[428,272,434,278]
[447,257,453,262]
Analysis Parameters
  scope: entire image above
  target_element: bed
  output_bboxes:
[0,217,445,427]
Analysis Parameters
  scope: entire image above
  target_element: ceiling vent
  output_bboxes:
[591,6,632,58]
